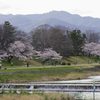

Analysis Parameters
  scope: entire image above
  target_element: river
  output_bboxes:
[29,75,100,100]
[0,75,100,100]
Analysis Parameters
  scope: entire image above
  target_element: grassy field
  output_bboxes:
[1,57,42,68]
[0,56,100,99]
[0,56,100,83]
[61,56,98,64]
[0,56,99,67]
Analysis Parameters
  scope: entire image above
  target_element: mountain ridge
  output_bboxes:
[0,11,100,32]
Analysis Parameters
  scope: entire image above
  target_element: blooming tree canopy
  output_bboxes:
[35,48,62,60]
[0,21,34,62]
[83,42,100,56]
[8,41,33,60]
[0,40,34,62]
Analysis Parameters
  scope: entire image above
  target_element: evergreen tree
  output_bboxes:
[71,30,86,55]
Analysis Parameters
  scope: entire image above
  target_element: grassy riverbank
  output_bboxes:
[0,56,100,100]
[0,64,100,83]
[0,56,100,83]
[0,56,99,67]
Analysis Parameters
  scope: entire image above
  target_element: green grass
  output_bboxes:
[0,56,100,83]
[0,56,99,73]
[0,56,99,68]
[0,64,95,73]
[61,56,99,64]
[0,64,97,83]
[0,57,42,68]
[0,71,76,83]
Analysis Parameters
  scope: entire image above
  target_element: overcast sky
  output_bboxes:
[0,0,100,18]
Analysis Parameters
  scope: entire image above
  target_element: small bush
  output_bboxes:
[0,87,5,94]
[60,94,66,100]
[38,90,44,95]
[67,63,71,65]
[13,89,17,94]
[62,62,66,65]
[20,87,27,94]
[67,94,70,100]
[45,95,48,100]
[9,87,12,94]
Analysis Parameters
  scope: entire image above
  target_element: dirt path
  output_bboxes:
[0,65,100,75]
[4,63,99,69]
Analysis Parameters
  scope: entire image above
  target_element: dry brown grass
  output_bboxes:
[38,71,100,81]
[0,93,74,100]
[66,71,100,80]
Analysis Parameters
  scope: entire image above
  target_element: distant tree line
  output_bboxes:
[0,22,100,63]
[30,24,100,57]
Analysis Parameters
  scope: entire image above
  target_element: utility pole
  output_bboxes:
[93,80,95,100]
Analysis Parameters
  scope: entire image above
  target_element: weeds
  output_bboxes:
[67,94,70,100]
[53,98,57,100]
[0,89,74,100]
[9,86,12,94]
[0,87,44,95]
[38,90,44,95]
[44,95,48,100]
[32,90,44,95]
[13,89,17,94]
[60,94,66,100]
[0,87,5,94]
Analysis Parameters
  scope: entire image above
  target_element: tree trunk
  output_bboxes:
[8,56,13,63]
[97,55,99,60]
[88,54,90,57]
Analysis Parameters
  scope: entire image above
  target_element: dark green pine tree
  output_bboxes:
[71,30,86,56]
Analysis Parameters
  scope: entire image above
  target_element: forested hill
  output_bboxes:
[0,11,100,32]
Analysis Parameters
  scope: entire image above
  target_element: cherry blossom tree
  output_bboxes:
[0,40,34,62]
[83,42,100,59]
[0,22,34,62]
[83,42,97,56]
[35,48,62,60]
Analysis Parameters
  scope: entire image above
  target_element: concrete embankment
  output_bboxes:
[0,84,99,92]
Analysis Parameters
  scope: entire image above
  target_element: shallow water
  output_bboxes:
[65,92,100,100]
[30,75,100,84]
[30,75,100,100]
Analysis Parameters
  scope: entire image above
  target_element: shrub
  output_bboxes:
[60,94,66,100]
[67,94,70,100]
[67,63,71,65]
[0,87,5,94]
[38,90,44,95]
[45,95,48,100]
[9,86,12,94]
[62,62,66,65]
[13,89,17,94]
